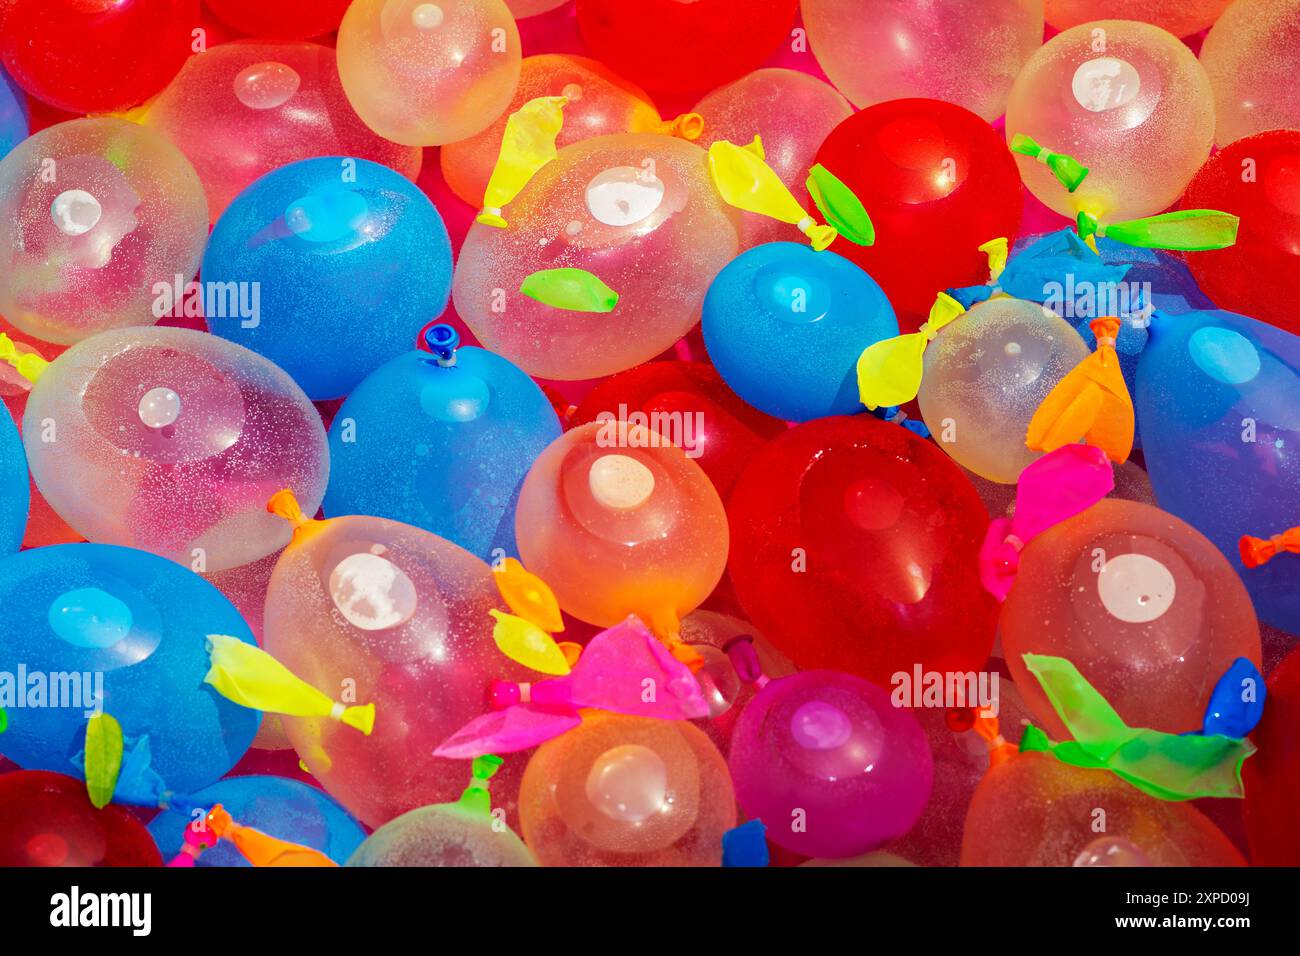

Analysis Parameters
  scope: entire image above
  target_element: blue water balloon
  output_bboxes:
[0,66,27,160]
[202,156,453,400]
[1137,309,1300,635]
[324,325,560,562]
[702,242,897,422]
[0,406,28,554]
[0,543,260,799]
[149,775,366,867]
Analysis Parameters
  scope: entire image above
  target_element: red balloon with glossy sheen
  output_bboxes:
[0,0,199,114]
[576,0,800,94]
[813,99,1024,322]
[727,415,998,688]
[1181,130,1300,337]
[571,361,787,497]
[205,0,352,38]
[0,771,163,867]
[1244,645,1300,865]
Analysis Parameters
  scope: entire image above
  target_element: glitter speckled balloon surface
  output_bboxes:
[0,119,208,345]
[803,0,1044,122]
[143,41,423,221]
[515,421,728,633]
[1045,0,1234,37]
[22,327,327,572]
[918,298,1091,484]
[337,0,522,147]
[1200,0,1300,147]
[262,510,533,829]
[1006,20,1215,220]
[454,133,739,380]
[518,713,735,866]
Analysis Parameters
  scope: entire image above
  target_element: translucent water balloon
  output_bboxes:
[0,771,163,867]
[454,132,739,380]
[917,297,1091,483]
[337,0,521,147]
[803,0,1044,122]
[813,99,1024,319]
[571,361,786,498]
[324,326,561,563]
[703,242,899,421]
[1181,131,1300,337]
[0,119,208,345]
[20,327,327,573]
[142,41,422,221]
[203,156,452,400]
[1005,20,1215,221]
[518,712,735,866]
[149,775,366,867]
[961,752,1248,865]
[575,0,799,94]
[692,69,852,247]
[727,415,998,687]
[1137,309,1300,635]
[0,0,197,114]
[728,662,934,858]
[0,543,260,797]
[1045,0,1234,38]
[1000,498,1262,737]
[442,54,701,208]
[1243,644,1300,865]
[261,500,532,829]
[514,421,728,638]
[1200,0,1300,147]
[206,0,353,39]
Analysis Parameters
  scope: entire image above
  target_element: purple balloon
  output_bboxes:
[728,670,933,858]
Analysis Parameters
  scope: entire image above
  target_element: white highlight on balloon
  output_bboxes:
[329,552,419,631]
[50,189,102,236]
[585,166,665,226]
[1072,58,1141,113]
[1097,552,1176,624]
[586,744,669,823]
[589,454,655,510]
[138,387,182,429]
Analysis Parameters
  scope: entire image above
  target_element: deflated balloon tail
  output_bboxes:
[84,712,125,810]
[1239,526,1300,569]
[0,333,50,383]
[457,754,505,816]
[478,95,568,228]
[204,634,376,735]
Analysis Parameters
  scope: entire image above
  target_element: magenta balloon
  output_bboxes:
[728,670,933,858]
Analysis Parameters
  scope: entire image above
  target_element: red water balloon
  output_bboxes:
[0,0,198,114]
[0,771,162,867]
[576,0,799,94]
[813,98,1024,322]
[727,415,998,687]
[1181,129,1300,337]
[572,361,787,497]
[205,0,352,39]
[1244,644,1300,865]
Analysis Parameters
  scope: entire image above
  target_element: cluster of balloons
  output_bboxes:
[0,0,1294,877]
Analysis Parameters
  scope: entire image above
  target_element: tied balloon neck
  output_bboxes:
[0,333,49,384]
[1239,526,1300,569]
[723,636,769,689]
[423,323,460,367]
[457,754,504,816]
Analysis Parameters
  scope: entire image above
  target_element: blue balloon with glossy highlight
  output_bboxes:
[202,156,453,400]
[703,242,898,422]
[0,407,28,554]
[149,775,366,867]
[0,544,260,797]
[1137,309,1300,635]
[324,333,561,562]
